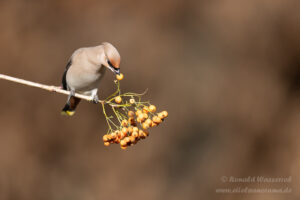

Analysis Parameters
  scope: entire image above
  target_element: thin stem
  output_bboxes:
[101,102,113,132]
[112,106,122,124]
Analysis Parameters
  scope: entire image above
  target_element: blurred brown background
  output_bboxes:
[0,0,299,199]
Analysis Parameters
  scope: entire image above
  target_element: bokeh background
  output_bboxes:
[0,0,299,199]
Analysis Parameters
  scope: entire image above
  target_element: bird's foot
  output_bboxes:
[92,95,99,104]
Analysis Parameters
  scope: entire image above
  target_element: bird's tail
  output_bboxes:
[61,96,81,116]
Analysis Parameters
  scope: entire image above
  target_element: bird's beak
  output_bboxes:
[114,68,120,75]
[107,65,120,75]
[107,60,120,75]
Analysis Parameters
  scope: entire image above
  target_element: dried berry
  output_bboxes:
[129,98,135,104]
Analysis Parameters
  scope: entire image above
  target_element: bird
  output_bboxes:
[61,42,121,116]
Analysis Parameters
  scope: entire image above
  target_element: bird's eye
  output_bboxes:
[107,59,113,67]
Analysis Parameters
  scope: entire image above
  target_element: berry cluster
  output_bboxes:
[101,73,168,150]
[102,105,168,149]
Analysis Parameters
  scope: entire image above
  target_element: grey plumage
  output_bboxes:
[61,43,121,116]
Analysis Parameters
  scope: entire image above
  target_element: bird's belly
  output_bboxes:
[66,70,103,92]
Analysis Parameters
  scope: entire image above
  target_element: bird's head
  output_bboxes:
[102,42,121,75]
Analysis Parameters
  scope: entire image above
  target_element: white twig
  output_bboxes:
[0,73,104,103]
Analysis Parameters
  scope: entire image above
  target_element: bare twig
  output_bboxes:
[0,73,105,103]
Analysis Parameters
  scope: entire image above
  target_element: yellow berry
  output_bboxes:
[115,96,122,104]
[149,105,156,112]
[116,73,124,81]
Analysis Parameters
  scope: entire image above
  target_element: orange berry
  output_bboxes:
[128,111,135,117]
[149,105,156,112]
[114,138,120,144]
[138,116,145,123]
[143,106,149,113]
[139,130,146,139]
[143,113,148,119]
[120,139,127,146]
[162,111,168,118]
[138,113,145,119]
[142,123,150,130]
[128,126,133,134]
[136,110,142,116]
[103,135,110,142]
[104,142,110,146]
[150,121,157,127]
[129,98,135,104]
[121,145,127,150]
[144,130,149,137]
[153,116,162,124]
[158,112,164,119]
[121,132,127,139]
[117,131,123,138]
[116,73,124,81]
[128,117,136,126]
[124,137,131,144]
[115,96,122,104]
[145,119,152,125]
[111,132,117,139]
[133,127,139,132]
[121,120,128,127]
[132,131,139,137]
[122,127,128,134]
[129,136,135,143]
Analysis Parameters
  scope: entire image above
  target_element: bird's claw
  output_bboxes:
[92,95,99,104]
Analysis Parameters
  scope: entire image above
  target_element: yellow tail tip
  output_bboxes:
[61,111,75,116]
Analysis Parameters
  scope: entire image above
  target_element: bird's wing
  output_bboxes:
[62,59,72,90]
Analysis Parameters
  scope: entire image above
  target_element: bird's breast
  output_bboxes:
[66,64,106,92]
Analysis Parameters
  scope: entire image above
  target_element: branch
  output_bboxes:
[0,73,105,103]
